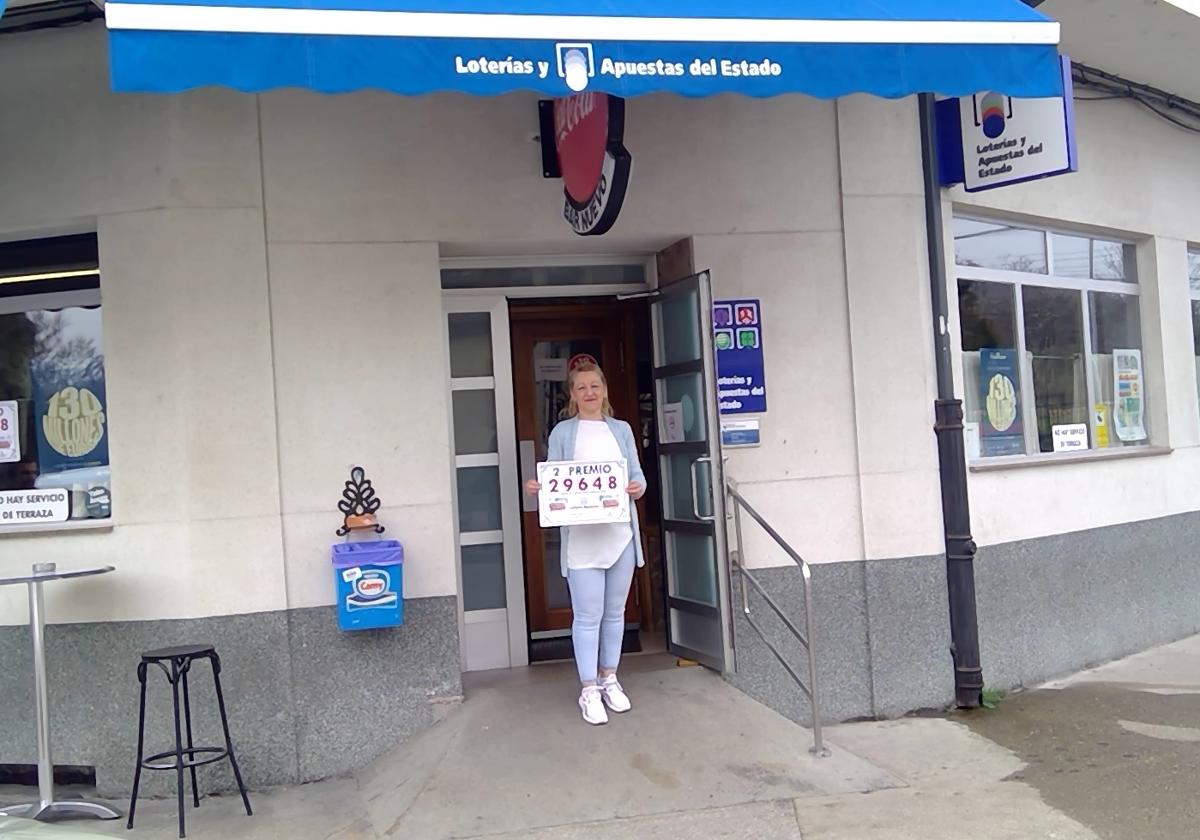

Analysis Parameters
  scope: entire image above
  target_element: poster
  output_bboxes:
[713,299,767,415]
[0,401,18,464]
[1113,348,1147,443]
[661,402,685,444]
[31,319,109,475]
[979,348,1024,456]
[536,459,630,527]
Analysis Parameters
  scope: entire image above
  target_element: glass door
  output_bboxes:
[650,272,734,672]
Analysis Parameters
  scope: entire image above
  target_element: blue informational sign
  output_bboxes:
[713,299,766,415]
[32,363,110,475]
[979,348,1024,457]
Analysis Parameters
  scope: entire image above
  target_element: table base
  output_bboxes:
[0,800,122,821]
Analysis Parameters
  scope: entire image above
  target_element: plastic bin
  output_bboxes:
[331,540,403,631]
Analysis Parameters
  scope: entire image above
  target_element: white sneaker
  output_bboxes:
[579,686,609,725]
[600,675,631,713]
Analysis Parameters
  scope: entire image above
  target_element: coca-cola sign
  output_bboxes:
[553,93,631,236]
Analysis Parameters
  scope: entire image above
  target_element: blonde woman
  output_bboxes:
[525,362,646,725]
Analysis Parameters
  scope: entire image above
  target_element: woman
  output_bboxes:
[525,361,646,725]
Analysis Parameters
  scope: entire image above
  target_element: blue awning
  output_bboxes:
[106,0,1062,99]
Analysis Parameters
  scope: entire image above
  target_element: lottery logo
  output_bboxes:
[978,92,1009,140]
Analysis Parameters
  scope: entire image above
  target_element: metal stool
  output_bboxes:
[127,644,252,838]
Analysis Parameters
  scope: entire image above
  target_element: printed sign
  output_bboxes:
[0,401,18,464]
[455,41,785,94]
[1052,423,1089,453]
[536,459,630,527]
[1113,348,1147,443]
[714,299,767,415]
[535,358,569,382]
[345,569,399,611]
[936,56,1077,193]
[554,92,631,236]
[979,348,1024,456]
[721,418,761,448]
[1094,403,1111,448]
[661,402,685,444]
[0,488,69,525]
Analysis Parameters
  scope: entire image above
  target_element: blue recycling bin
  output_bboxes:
[331,540,403,631]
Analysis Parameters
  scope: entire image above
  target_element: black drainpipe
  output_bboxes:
[918,93,983,709]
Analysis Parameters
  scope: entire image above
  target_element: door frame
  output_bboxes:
[442,254,657,673]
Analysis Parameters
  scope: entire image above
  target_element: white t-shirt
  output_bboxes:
[565,419,633,570]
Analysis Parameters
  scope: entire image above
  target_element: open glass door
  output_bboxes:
[650,271,734,672]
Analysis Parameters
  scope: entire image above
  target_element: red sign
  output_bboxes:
[553,93,631,236]
[567,353,599,371]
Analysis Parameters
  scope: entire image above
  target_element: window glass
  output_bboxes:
[441,264,644,290]
[954,217,1048,274]
[447,313,493,379]
[958,281,1020,456]
[1022,286,1088,454]
[957,217,1145,459]
[1188,246,1200,295]
[0,235,111,524]
[1092,239,1135,282]
[1192,299,1200,417]
[1089,292,1145,448]
[1049,233,1091,279]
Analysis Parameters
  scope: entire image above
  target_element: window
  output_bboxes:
[0,234,111,526]
[955,218,1146,458]
[1190,245,1200,415]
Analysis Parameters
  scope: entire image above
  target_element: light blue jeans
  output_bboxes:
[566,540,636,685]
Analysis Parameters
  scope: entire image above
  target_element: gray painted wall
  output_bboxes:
[0,597,460,797]
[729,511,1200,726]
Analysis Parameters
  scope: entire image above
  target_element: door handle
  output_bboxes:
[690,456,715,522]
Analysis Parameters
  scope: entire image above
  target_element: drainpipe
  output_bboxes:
[918,93,983,709]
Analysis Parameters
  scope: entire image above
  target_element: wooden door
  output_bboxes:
[510,301,642,636]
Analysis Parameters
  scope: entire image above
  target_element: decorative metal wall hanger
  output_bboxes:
[336,466,386,537]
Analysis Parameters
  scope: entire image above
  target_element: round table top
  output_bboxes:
[0,565,115,586]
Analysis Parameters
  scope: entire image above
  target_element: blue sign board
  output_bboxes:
[713,299,766,415]
[979,348,1024,457]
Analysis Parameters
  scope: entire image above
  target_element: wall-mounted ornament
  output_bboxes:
[336,466,385,537]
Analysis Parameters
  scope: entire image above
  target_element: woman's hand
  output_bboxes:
[626,481,644,499]
[525,479,542,495]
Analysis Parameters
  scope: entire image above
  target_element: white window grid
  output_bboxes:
[954,216,1142,458]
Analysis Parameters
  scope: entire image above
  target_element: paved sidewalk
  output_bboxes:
[10,638,1200,839]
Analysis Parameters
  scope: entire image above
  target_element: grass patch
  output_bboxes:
[981,687,1005,710]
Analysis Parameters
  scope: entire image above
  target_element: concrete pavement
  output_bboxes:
[10,637,1200,839]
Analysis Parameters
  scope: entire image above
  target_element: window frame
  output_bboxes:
[954,215,1145,461]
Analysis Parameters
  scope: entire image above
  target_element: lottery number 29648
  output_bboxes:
[536,459,630,528]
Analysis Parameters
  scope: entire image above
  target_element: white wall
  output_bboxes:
[949,96,1200,546]
[0,25,284,625]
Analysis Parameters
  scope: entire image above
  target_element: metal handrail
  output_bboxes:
[727,478,829,757]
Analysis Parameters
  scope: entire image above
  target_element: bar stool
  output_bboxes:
[127,644,253,838]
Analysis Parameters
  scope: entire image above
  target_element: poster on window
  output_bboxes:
[31,319,109,475]
[979,348,1024,456]
[0,401,19,464]
[1113,348,1147,443]
[536,459,629,527]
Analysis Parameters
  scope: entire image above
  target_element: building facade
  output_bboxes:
[2,2,1199,796]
